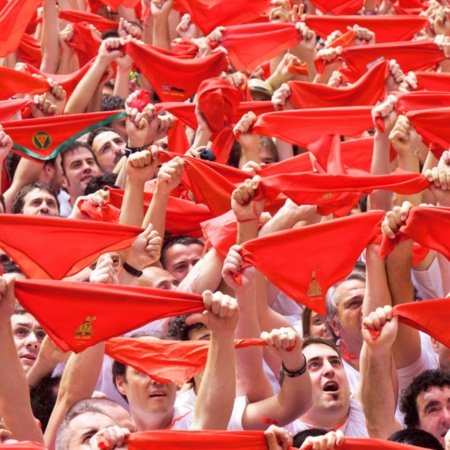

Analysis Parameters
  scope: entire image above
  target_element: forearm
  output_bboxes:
[113,67,132,99]
[45,343,105,449]
[142,188,169,237]
[368,132,393,212]
[119,180,145,227]
[235,286,273,402]
[191,331,236,430]
[397,151,421,206]
[153,16,171,51]
[40,0,60,74]
[26,356,58,388]
[0,324,44,444]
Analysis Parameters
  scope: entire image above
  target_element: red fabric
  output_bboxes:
[25,59,95,101]
[172,0,271,35]
[327,30,356,49]
[250,106,374,147]
[67,22,102,68]
[380,206,450,262]
[0,98,34,122]
[97,0,139,10]
[201,210,238,258]
[105,337,265,387]
[108,189,213,239]
[407,107,450,150]
[256,169,430,209]
[0,0,42,57]
[306,438,430,450]
[316,41,446,80]
[14,280,205,352]
[167,118,190,154]
[392,300,450,349]
[0,67,49,100]
[0,214,142,280]
[59,9,118,31]
[305,16,428,44]
[77,199,121,223]
[128,430,271,450]
[340,138,375,173]
[288,60,388,109]
[125,41,229,102]
[17,33,42,68]
[4,110,126,161]
[395,91,450,114]
[415,71,450,91]
[238,211,384,315]
[219,22,301,73]
[197,78,241,164]
[128,89,152,112]
[157,101,275,131]
[308,0,363,15]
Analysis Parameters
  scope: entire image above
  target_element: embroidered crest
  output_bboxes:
[74,316,96,344]
[32,131,52,149]
[307,271,322,301]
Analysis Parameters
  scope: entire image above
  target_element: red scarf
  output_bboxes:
[14,280,205,352]
[0,215,142,279]
[0,98,33,121]
[309,0,363,15]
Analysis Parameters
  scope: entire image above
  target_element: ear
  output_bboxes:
[61,175,69,189]
[431,338,439,354]
[115,375,127,396]
[327,317,341,338]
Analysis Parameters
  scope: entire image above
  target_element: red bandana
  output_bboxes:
[0,98,33,122]
[18,33,42,68]
[407,107,450,150]
[14,280,205,352]
[219,22,301,72]
[0,215,142,280]
[288,60,388,109]
[0,0,42,58]
[250,106,374,147]
[0,444,45,450]
[237,211,384,315]
[415,71,450,91]
[197,78,241,163]
[305,15,428,44]
[108,189,212,239]
[105,337,265,387]
[59,9,118,31]
[308,0,363,15]
[172,0,271,35]
[0,67,49,100]
[66,22,102,68]
[3,110,126,161]
[125,41,228,102]
[316,41,446,81]
[380,206,450,262]
[305,438,430,450]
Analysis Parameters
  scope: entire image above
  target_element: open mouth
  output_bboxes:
[323,381,339,392]
[149,390,167,398]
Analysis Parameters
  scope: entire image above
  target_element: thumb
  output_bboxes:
[184,311,208,326]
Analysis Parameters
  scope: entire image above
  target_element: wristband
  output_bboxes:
[281,354,307,378]
[125,146,144,156]
[122,262,143,277]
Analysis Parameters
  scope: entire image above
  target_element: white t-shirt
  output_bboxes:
[285,399,369,438]
[175,388,248,430]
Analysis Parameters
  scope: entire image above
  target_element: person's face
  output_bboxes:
[11,313,46,373]
[309,312,333,340]
[432,339,450,371]
[91,131,126,173]
[164,243,203,283]
[21,188,59,216]
[62,148,101,199]
[187,324,210,341]
[329,279,365,345]
[67,411,130,450]
[116,367,177,422]
[302,344,351,419]
[110,117,128,140]
[417,385,450,446]
[139,267,179,290]
[259,145,276,165]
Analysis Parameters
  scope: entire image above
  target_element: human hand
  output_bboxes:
[362,305,398,352]
[89,425,130,449]
[389,115,422,158]
[231,176,265,222]
[222,244,255,292]
[264,425,293,450]
[155,155,185,195]
[90,253,120,284]
[127,224,162,269]
[371,94,398,135]
[126,148,159,184]
[381,201,413,239]
[424,150,450,206]
[0,126,13,164]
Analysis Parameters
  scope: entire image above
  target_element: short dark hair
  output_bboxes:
[59,141,100,176]
[388,429,444,450]
[302,335,341,356]
[401,370,450,430]
[55,398,123,450]
[86,127,117,148]
[11,182,59,214]
[101,94,125,112]
[161,236,204,269]
[166,315,205,342]
[85,173,119,195]
[30,375,61,433]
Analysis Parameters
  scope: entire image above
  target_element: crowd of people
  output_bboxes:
[2,0,450,449]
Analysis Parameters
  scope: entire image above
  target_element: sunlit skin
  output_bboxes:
[163,243,203,283]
